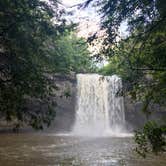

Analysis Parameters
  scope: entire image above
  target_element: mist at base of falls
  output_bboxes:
[72,74,129,137]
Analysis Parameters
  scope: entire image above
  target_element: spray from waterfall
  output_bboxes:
[72,74,126,136]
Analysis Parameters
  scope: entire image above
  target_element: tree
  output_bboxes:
[48,33,96,73]
[0,0,65,130]
[0,0,94,130]
[83,0,166,155]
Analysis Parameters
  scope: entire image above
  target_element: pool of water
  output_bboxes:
[0,133,165,166]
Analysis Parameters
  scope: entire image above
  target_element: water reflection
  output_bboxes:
[0,134,165,166]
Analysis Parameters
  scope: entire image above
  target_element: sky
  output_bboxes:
[62,0,84,7]
[62,0,127,36]
[61,0,128,67]
[62,0,100,36]
[62,0,99,22]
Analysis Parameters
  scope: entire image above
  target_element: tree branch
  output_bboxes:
[131,67,166,71]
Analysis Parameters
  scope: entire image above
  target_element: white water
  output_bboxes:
[72,74,127,136]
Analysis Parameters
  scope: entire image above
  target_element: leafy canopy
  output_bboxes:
[83,0,166,155]
[0,0,94,130]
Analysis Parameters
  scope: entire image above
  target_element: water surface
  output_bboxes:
[0,133,165,166]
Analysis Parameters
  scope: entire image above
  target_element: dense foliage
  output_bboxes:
[135,121,166,158]
[50,33,96,73]
[0,0,94,130]
[83,0,166,155]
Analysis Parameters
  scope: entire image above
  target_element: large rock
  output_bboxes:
[46,74,77,132]
[48,75,165,132]
[124,96,166,131]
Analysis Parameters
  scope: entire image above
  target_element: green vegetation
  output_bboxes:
[135,121,166,158]
[51,33,96,73]
[0,0,165,156]
[0,0,94,130]
[83,0,166,155]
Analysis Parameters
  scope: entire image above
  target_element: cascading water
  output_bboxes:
[72,74,126,136]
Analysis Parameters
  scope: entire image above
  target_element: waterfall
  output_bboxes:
[72,74,126,136]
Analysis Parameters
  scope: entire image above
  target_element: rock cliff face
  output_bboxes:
[48,75,165,132]
[47,74,77,132]
[124,97,166,131]
[1,74,164,132]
